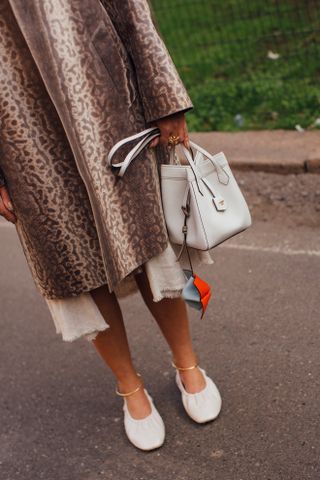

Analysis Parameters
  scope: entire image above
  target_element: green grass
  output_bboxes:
[151,0,320,130]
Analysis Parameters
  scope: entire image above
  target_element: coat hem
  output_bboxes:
[41,279,110,300]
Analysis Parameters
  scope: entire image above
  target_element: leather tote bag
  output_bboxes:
[107,127,252,254]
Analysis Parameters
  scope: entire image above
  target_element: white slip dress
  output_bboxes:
[45,240,214,343]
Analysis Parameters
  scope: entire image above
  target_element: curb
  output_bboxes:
[228,157,320,174]
[189,130,320,174]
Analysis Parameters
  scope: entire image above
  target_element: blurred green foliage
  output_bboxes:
[151,0,320,130]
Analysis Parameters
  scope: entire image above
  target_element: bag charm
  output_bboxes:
[181,269,212,319]
[176,185,212,319]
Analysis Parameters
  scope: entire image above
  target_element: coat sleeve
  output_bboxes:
[99,0,194,124]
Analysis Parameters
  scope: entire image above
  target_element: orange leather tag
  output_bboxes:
[193,274,212,318]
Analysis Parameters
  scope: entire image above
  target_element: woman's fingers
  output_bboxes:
[1,185,14,211]
[158,124,173,146]
[0,198,16,223]
[183,124,190,149]
[0,186,17,223]
[178,122,190,149]
[148,136,160,149]
[148,112,190,149]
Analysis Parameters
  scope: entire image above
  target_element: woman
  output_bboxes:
[0,0,222,451]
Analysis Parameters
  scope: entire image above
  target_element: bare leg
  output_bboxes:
[89,284,151,418]
[134,267,206,393]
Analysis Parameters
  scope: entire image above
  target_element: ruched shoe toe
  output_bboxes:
[172,361,222,424]
[116,374,165,451]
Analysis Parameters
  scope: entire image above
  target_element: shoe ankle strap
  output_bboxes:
[115,373,143,397]
[171,360,199,371]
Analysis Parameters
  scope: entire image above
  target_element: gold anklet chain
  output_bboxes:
[115,373,143,397]
[171,360,199,371]
[115,360,200,396]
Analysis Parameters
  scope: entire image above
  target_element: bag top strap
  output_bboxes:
[107,127,160,176]
[118,130,160,176]
[185,141,230,185]
[107,127,159,163]
[106,127,229,185]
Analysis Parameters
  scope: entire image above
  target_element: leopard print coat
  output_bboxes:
[0,0,193,299]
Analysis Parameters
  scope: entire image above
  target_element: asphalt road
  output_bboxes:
[0,196,319,479]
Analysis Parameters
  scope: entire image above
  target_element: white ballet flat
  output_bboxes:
[116,376,165,451]
[172,362,222,423]
[122,388,165,451]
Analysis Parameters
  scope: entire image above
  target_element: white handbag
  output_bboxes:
[107,127,252,261]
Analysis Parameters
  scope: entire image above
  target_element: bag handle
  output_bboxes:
[107,127,206,195]
[107,127,229,185]
[182,142,229,185]
[107,127,160,176]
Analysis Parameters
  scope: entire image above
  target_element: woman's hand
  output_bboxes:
[0,185,17,224]
[148,111,190,149]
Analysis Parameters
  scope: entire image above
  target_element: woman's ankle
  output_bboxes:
[172,351,198,368]
[116,371,143,394]
[116,374,152,419]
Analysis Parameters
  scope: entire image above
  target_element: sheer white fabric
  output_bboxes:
[45,241,214,342]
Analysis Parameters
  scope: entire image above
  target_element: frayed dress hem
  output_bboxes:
[45,241,214,343]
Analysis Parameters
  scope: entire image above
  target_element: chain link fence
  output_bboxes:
[150,0,320,130]
[151,0,319,69]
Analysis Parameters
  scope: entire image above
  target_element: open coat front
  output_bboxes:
[0,0,193,299]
